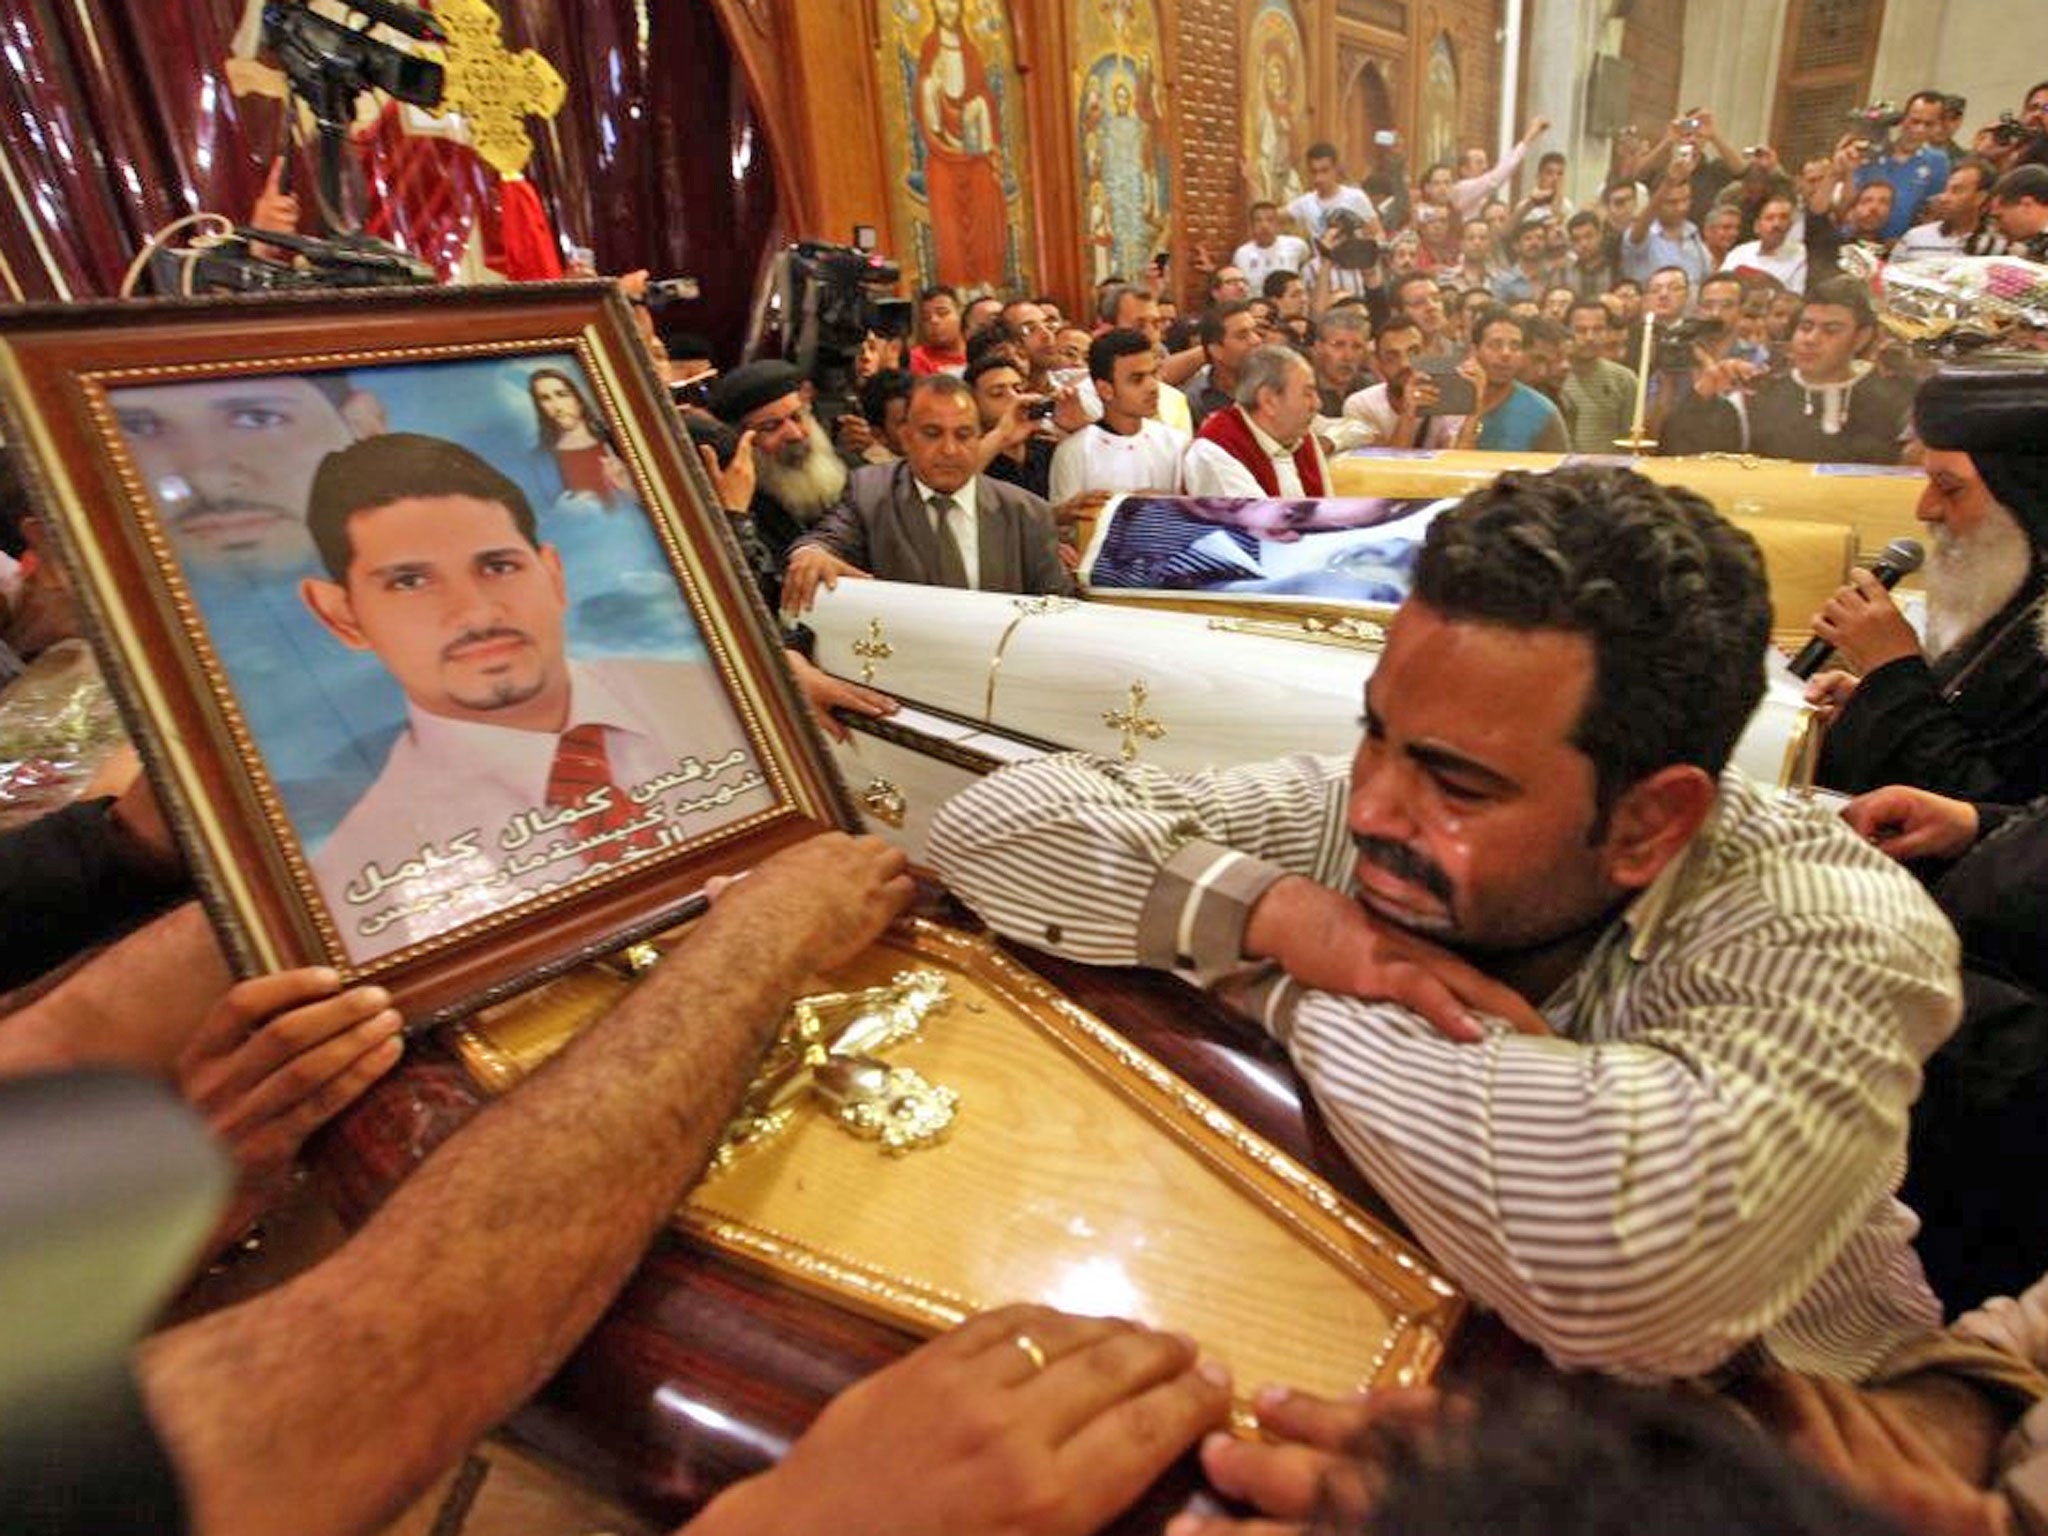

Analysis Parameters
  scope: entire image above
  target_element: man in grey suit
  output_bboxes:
[780,375,1075,613]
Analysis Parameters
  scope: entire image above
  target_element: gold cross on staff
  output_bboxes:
[1102,679,1167,762]
[430,0,567,178]
[712,969,959,1170]
[851,618,894,686]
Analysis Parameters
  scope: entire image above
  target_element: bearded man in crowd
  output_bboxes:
[1810,361,2048,804]
[707,361,850,606]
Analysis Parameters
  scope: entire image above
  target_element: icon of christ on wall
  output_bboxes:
[914,0,1011,288]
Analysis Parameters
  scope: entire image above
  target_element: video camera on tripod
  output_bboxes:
[745,239,914,425]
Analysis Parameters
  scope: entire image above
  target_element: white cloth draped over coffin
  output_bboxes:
[805,580,1817,859]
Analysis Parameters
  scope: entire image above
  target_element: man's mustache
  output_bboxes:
[442,626,534,663]
[1351,833,1455,908]
[170,494,294,529]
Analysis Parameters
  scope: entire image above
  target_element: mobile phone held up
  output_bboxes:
[1417,360,1477,417]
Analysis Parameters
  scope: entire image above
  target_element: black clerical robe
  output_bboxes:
[1902,792,2048,1311]
[1818,567,2048,804]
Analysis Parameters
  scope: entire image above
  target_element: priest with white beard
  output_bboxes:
[1806,360,2048,803]
[705,361,850,610]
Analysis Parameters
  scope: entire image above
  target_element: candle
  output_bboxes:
[1622,315,1655,453]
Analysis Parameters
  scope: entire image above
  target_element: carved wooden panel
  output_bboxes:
[1620,0,1687,140]
[1171,0,1243,291]
[1415,0,1502,171]
[1771,0,1885,170]
[1338,0,1408,29]
[1338,40,1402,178]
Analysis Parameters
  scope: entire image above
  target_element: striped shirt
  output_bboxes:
[928,752,1960,1381]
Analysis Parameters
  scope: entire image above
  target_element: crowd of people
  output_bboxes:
[7,65,2048,1536]
[655,84,2048,627]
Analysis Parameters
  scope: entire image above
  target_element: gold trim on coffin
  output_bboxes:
[1206,614,1389,652]
[450,919,1464,1410]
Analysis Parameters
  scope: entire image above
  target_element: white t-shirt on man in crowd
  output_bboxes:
[1286,185,1377,244]
[1719,238,1809,292]
[1048,418,1190,503]
[1233,233,1312,287]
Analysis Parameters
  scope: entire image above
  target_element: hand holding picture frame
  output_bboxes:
[0,285,851,1026]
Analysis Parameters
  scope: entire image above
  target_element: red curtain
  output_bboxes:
[0,0,778,360]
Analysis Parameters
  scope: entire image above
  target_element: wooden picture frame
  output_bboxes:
[0,284,851,1026]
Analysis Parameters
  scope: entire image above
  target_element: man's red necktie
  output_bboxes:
[543,722,663,865]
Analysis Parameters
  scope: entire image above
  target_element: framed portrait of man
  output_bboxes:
[0,284,851,1024]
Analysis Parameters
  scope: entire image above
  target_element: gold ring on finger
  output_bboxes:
[1012,1332,1049,1374]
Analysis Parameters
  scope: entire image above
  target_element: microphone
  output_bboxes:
[337,0,447,43]
[1788,537,1924,680]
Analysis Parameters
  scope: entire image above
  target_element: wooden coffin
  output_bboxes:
[323,910,1495,1531]
[450,918,1462,1409]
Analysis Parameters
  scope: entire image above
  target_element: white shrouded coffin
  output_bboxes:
[806,581,1815,859]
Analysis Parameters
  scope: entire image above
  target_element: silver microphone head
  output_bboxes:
[1877,537,1925,579]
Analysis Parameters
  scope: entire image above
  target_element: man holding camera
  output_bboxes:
[1633,111,1743,225]
[1854,93,1952,243]
[1282,142,1384,309]
[1285,142,1380,255]
[1661,278,1910,465]
[1341,318,1441,449]
[967,353,1056,500]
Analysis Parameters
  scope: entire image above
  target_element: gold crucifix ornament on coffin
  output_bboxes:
[1102,679,1167,761]
[712,969,961,1168]
[428,0,567,178]
[851,619,894,687]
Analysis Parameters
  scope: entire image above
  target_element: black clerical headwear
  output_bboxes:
[1914,357,2048,548]
[705,360,806,425]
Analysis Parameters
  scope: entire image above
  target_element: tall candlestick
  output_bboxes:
[1616,315,1658,455]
